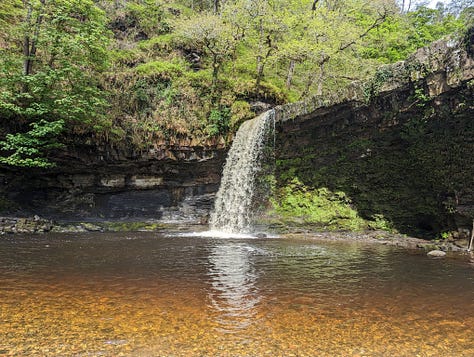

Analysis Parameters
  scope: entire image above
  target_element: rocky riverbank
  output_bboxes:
[284,231,468,253]
[0,216,54,234]
[2,216,473,259]
[0,216,180,235]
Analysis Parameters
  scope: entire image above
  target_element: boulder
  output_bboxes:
[427,250,447,258]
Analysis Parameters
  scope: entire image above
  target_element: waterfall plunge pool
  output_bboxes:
[1,231,473,356]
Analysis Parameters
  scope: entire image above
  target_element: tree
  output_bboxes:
[0,0,110,167]
[223,0,286,90]
[176,12,240,103]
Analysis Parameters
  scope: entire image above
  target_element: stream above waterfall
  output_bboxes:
[1,231,473,356]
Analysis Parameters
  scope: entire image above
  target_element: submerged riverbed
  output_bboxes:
[1,231,473,356]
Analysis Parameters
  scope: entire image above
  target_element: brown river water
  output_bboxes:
[1,231,473,356]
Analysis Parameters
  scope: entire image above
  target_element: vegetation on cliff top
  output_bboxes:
[0,0,472,167]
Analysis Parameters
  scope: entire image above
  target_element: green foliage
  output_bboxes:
[361,5,463,63]
[407,6,463,47]
[271,178,367,231]
[363,66,395,101]
[0,0,471,166]
[137,34,175,52]
[411,87,431,107]
[134,60,185,78]
[125,0,170,37]
[439,231,452,240]
[0,0,22,31]
[0,0,110,167]
[368,214,394,232]
[206,107,231,136]
[230,100,253,129]
[0,119,64,167]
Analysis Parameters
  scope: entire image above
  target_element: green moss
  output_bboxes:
[229,101,253,129]
[110,48,143,66]
[274,85,474,236]
[134,60,186,79]
[137,34,175,52]
[102,221,166,232]
[182,70,212,88]
[270,178,368,231]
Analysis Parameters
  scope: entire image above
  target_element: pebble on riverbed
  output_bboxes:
[427,250,447,258]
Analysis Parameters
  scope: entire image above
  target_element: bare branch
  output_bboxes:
[339,11,388,52]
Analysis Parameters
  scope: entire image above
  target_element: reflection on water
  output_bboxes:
[0,232,473,356]
[207,241,261,332]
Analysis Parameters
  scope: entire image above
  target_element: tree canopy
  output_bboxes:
[0,0,110,167]
[0,0,471,167]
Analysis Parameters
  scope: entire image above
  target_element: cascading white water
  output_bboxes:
[209,110,274,233]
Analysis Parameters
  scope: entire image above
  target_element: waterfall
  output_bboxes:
[210,110,274,233]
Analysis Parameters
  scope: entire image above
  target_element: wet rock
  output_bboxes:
[0,216,54,234]
[81,222,104,232]
[251,101,273,114]
[129,175,163,189]
[427,250,447,258]
[454,239,469,249]
[100,175,126,188]
[417,243,440,251]
[256,233,267,238]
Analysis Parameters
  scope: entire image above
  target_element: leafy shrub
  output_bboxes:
[206,107,231,137]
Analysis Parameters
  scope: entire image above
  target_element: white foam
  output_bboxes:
[169,230,278,239]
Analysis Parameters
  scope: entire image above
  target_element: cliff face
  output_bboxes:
[274,32,474,236]
[0,145,226,223]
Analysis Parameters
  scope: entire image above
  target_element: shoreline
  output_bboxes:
[1,215,472,257]
[280,230,474,259]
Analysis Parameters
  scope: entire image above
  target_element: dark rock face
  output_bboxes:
[0,147,226,223]
[274,34,474,237]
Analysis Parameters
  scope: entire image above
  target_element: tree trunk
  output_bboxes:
[213,0,219,14]
[256,33,274,91]
[22,0,45,76]
[300,72,315,99]
[22,0,33,75]
[300,53,329,99]
[256,18,264,90]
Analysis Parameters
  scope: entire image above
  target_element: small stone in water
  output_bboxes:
[256,233,267,238]
[427,250,446,257]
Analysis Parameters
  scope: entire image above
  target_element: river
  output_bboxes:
[1,231,473,356]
